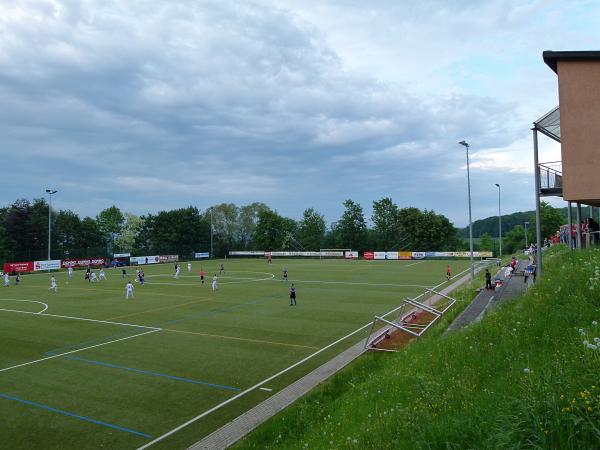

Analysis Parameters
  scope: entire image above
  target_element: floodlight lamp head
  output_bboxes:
[46,189,57,194]
[458,140,469,148]
[495,183,500,187]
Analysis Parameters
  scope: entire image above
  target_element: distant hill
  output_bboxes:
[458,206,594,238]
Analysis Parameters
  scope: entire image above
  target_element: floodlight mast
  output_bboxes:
[458,141,475,280]
[45,189,58,261]
[495,183,502,258]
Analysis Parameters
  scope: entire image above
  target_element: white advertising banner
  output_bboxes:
[319,251,344,257]
[33,260,61,271]
[271,251,321,257]
[130,256,159,265]
[374,252,386,260]
[229,251,266,256]
[113,253,131,258]
[412,252,426,259]
[385,251,399,260]
[195,252,210,259]
[344,251,359,259]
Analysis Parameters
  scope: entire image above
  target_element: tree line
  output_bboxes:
[0,197,473,263]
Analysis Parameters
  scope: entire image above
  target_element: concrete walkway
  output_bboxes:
[189,265,487,450]
[446,260,528,333]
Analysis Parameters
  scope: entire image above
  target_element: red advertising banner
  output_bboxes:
[61,258,106,268]
[3,261,34,273]
[363,251,374,260]
[158,255,179,263]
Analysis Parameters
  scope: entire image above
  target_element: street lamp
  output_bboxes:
[45,189,58,260]
[210,208,214,258]
[524,221,530,248]
[494,183,502,258]
[458,140,475,280]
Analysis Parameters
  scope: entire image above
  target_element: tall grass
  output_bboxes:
[237,246,600,449]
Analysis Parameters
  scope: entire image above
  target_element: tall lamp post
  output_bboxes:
[45,189,58,260]
[210,209,214,258]
[524,221,530,248]
[458,141,475,280]
[494,183,502,258]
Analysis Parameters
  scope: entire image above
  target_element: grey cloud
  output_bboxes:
[0,0,556,225]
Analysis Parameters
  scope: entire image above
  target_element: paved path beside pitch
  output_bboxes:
[446,260,528,333]
[188,268,483,450]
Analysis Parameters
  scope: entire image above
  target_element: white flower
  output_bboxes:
[594,337,600,343]
[588,344,598,350]
[523,368,531,373]
[583,340,590,346]
[593,321,598,326]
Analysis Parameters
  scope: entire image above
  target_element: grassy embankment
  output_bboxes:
[237,246,600,449]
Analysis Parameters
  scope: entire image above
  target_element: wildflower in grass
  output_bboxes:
[523,367,531,373]
[593,321,598,326]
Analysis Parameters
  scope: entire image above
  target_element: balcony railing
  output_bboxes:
[538,161,562,196]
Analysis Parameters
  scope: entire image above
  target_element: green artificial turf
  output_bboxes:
[237,246,600,450]
[0,257,470,449]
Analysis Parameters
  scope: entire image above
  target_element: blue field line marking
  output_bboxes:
[44,329,140,356]
[62,356,241,392]
[0,393,151,439]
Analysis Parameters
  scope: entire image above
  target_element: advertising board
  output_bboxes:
[3,261,34,273]
[61,258,106,268]
[344,251,359,259]
[33,260,61,271]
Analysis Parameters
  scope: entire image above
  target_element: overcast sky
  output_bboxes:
[1,0,596,227]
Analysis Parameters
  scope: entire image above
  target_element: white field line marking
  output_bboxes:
[0,308,161,331]
[0,298,48,314]
[259,387,273,392]
[0,329,160,374]
[135,265,477,450]
[15,285,200,301]
[146,271,275,279]
[280,279,433,288]
[145,273,275,287]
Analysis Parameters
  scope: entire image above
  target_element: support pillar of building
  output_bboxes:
[576,202,582,249]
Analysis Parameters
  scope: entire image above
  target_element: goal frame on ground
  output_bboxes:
[364,288,457,352]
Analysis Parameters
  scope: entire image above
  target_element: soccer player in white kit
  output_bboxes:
[3,273,9,287]
[90,272,98,282]
[67,267,73,280]
[49,276,57,292]
[174,266,180,279]
[126,281,134,299]
[212,274,218,291]
[187,263,192,273]
[99,269,107,281]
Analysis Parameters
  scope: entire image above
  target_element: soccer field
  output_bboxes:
[0,257,470,449]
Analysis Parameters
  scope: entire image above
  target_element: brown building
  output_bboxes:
[543,51,600,206]
[532,51,600,278]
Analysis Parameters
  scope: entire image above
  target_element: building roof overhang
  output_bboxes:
[543,50,600,73]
